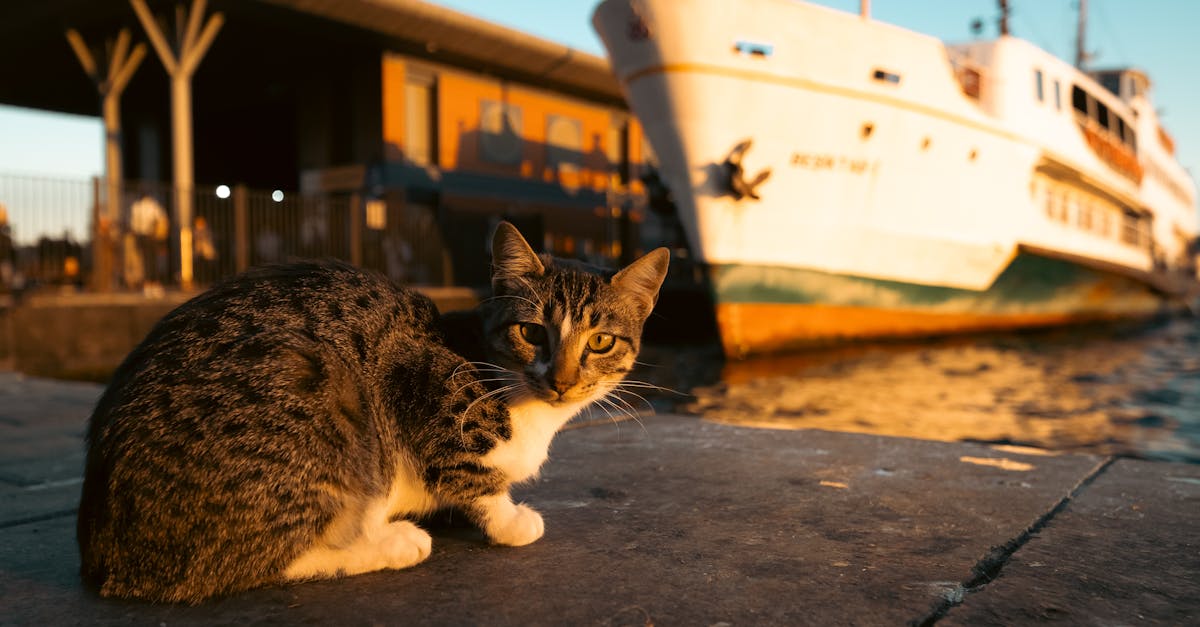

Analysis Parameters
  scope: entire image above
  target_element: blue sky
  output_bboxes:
[2,0,1197,203]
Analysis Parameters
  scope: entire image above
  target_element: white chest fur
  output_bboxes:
[482,398,585,483]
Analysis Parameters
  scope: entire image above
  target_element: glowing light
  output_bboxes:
[271,190,284,202]
[215,184,231,199]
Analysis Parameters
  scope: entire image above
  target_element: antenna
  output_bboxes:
[1075,0,1089,68]
[998,0,1010,36]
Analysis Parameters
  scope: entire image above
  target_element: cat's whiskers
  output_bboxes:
[588,396,626,436]
[513,275,545,309]
[611,379,687,396]
[450,376,518,399]
[586,399,618,424]
[594,382,650,433]
[599,394,648,434]
[480,294,542,311]
[606,389,647,417]
[448,362,519,397]
[449,361,510,379]
[458,383,521,445]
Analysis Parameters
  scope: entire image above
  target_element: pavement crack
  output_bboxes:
[909,455,1118,626]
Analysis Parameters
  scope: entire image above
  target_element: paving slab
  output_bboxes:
[0,374,98,529]
[942,457,1200,625]
[0,373,1196,625]
[3,395,1123,626]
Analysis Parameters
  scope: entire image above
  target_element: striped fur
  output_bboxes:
[77,223,667,603]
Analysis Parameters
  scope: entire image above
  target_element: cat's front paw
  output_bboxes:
[487,503,545,547]
[380,520,433,569]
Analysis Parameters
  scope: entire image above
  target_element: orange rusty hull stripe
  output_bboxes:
[716,302,1145,358]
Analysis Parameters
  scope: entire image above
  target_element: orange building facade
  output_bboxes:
[351,53,657,285]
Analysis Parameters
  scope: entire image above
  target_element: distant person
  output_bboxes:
[255,230,282,264]
[130,193,168,293]
[0,202,13,291]
[193,215,218,285]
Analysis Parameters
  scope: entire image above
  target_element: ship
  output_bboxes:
[592,0,1199,357]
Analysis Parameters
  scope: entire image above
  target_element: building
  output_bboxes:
[0,0,662,287]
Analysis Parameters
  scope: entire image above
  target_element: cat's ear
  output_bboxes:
[611,248,669,314]
[491,222,545,292]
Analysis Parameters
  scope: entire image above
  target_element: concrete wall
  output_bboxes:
[0,287,480,383]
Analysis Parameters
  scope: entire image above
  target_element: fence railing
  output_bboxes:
[0,173,641,295]
[0,174,456,293]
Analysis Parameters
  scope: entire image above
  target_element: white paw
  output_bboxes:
[487,503,545,547]
[379,520,433,569]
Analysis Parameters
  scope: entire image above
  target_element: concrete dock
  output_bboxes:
[1,372,1197,625]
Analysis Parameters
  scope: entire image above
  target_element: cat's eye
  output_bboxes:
[587,332,616,353]
[518,323,547,345]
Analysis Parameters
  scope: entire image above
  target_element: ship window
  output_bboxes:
[1100,72,1121,97]
[734,40,773,57]
[1077,201,1093,230]
[1054,79,1062,110]
[1071,85,1088,115]
[1096,101,1109,130]
[872,69,901,84]
[1117,118,1128,147]
[1121,210,1142,246]
[1034,69,1044,102]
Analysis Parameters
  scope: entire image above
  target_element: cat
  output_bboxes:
[77,222,668,603]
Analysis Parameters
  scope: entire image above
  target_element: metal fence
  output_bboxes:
[0,174,95,290]
[0,174,454,293]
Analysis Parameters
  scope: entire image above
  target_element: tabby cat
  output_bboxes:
[77,222,669,603]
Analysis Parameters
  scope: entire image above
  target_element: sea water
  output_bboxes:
[642,317,1200,463]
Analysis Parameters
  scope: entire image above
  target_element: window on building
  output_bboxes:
[480,100,523,165]
[1034,68,1044,102]
[546,114,583,188]
[404,74,437,167]
[607,115,629,183]
[546,114,583,167]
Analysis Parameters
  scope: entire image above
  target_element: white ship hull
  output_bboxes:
[594,0,1199,356]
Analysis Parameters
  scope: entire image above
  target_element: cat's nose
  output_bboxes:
[551,379,573,396]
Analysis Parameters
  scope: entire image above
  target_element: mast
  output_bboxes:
[1075,0,1088,68]
[998,0,1010,36]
